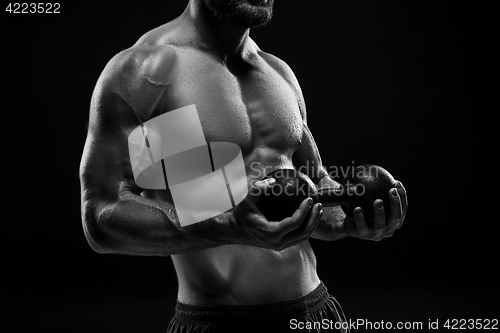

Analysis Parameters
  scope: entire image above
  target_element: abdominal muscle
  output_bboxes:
[162,147,320,305]
[171,241,320,306]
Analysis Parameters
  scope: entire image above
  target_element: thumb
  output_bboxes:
[246,178,276,205]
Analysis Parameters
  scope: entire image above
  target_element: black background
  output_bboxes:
[3,1,496,332]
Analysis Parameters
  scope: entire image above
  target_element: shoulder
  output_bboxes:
[105,21,182,86]
[90,42,179,128]
[94,42,178,103]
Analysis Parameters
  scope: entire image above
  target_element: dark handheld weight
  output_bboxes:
[333,164,397,225]
[257,169,319,222]
[257,164,397,225]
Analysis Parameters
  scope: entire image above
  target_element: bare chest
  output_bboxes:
[160,53,304,156]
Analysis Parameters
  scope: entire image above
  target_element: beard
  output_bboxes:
[203,0,275,28]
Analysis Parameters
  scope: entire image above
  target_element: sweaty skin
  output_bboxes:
[80,0,407,308]
[134,30,320,305]
[83,19,322,306]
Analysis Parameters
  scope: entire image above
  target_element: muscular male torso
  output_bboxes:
[119,20,321,306]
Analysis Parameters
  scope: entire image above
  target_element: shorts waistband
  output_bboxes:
[174,281,329,324]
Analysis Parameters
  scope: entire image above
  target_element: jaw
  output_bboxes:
[203,0,275,28]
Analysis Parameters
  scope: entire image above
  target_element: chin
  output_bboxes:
[204,0,275,28]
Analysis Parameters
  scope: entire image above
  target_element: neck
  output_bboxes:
[180,0,253,61]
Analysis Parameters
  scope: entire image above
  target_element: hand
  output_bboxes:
[232,178,323,250]
[344,181,408,241]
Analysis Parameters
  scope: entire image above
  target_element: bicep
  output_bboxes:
[79,117,140,250]
[80,127,140,206]
[81,45,179,207]
[80,76,145,218]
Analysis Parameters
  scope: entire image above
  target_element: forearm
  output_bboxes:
[311,174,350,241]
[311,205,349,241]
[85,192,235,256]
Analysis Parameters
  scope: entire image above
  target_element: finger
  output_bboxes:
[234,178,275,224]
[373,199,386,239]
[395,181,408,216]
[388,187,403,230]
[246,178,276,204]
[282,202,323,246]
[269,199,317,250]
[353,207,370,237]
[300,202,323,238]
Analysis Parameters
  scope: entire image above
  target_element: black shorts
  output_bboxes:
[166,281,349,333]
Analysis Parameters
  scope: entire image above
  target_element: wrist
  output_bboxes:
[332,207,350,240]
